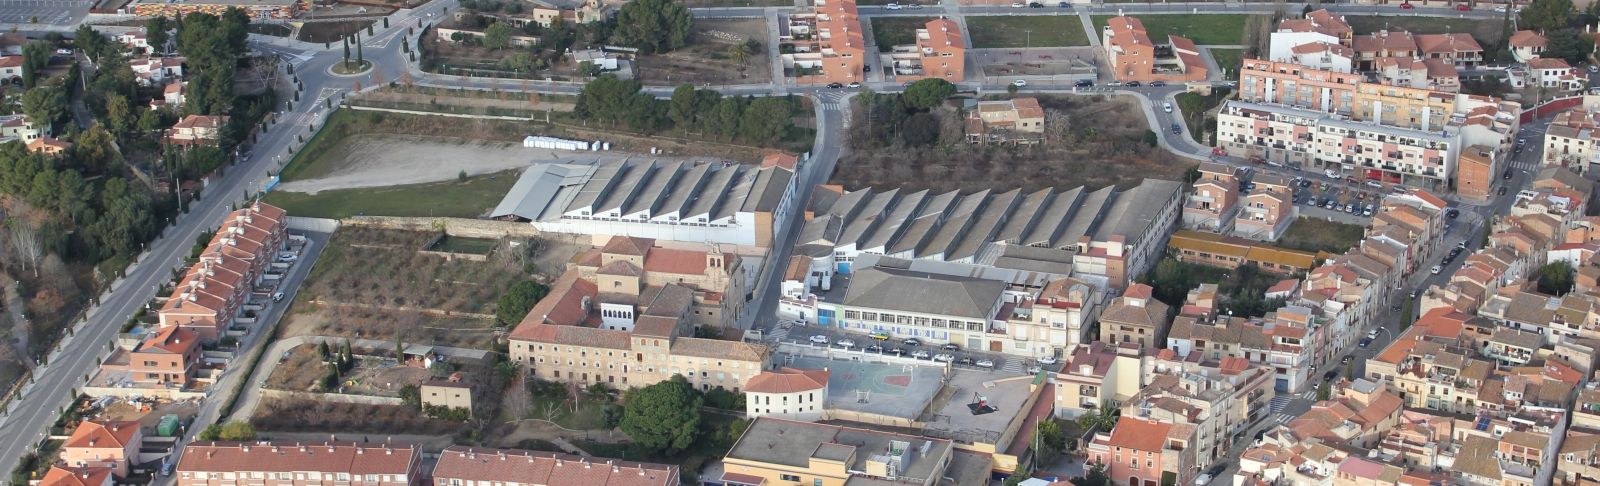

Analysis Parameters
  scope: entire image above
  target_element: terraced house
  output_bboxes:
[157,202,287,341]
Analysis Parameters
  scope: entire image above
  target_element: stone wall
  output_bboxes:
[286,216,341,233]
[260,388,405,406]
[342,216,543,239]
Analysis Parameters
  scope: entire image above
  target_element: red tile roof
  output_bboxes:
[39,466,114,486]
[642,247,708,276]
[513,269,599,329]
[177,441,417,476]
[1106,416,1173,452]
[140,326,200,355]
[64,420,140,449]
[433,446,677,486]
[1510,30,1547,48]
[602,236,653,256]
[745,367,830,394]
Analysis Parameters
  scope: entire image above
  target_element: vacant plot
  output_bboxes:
[638,19,771,85]
[262,170,518,219]
[1092,14,1262,45]
[837,94,1193,193]
[1344,16,1505,46]
[252,398,462,435]
[966,16,1091,48]
[281,228,583,349]
[1277,217,1366,254]
[870,17,936,52]
[277,134,551,192]
[353,87,577,118]
[296,20,377,43]
[1176,89,1231,144]
[1209,48,1243,75]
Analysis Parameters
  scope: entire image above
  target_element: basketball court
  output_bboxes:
[781,353,945,424]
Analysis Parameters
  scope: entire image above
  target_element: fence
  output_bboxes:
[1521,95,1585,123]
[260,388,405,406]
[286,216,341,233]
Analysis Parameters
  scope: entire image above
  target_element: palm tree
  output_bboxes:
[1077,400,1121,433]
[729,43,751,67]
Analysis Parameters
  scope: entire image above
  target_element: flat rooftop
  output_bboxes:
[919,369,1037,447]
[781,353,944,423]
[726,417,954,484]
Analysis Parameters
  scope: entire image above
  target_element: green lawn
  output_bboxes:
[869,16,935,52]
[1344,16,1505,45]
[1277,217,1367,254]
[1091,14,1263,45]
[1208,48,1243,77]
[261,170,518,220]
[278,110,362,182]
[966,16,1092,48]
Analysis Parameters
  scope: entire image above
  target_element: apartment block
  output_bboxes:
[1085,416,1198,486]
[1456,145,1497,203]
[1102,16,1207,83]
[1374,56,1459,92]
[1238,59,1361,114]
[1182,161,1240,233]
[1216,100,1462,190]
[1098,284,1170,349]
[175,442,421,486]
[1005,276,1100,357]
[1544,108,1600,172]
[889,18,964,83]
[1132,352,1276,469]
[1167,230,1319,275]
[781,0,866,85]
[432,447,677,486]
[1054,341,1143,418]
[1232,173,1296,241]
[718,417,991,486]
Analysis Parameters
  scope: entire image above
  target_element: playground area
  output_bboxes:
[781,353,945,426]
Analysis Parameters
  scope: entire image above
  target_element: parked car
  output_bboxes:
[885,3,902,9]
[1027,365,1043,374]
[1430,265,1443,274]
[1149,81,1166,87]
[1011,1,1025,6]
[870,331,890,340]
[273,292,285,302]
[1399,2,1414,8]
[1012,79,1028,87]
[1194,474,1213,486]
[903,338,922,346]
[1037,356,1058,364]
[975,359,995,368]
[1446,208,1460,219]
[827,82,844,88]
[847,82,862,88]
[1359,337,1373,348]
[1074,79,1094,87]
[941,343,961,351]
[1365,180,1382,188]
[1028,2,1043,7]
[836,339,856,349]
[1455,4,1470,10]
[865,344,884,353]
[1163,102,1173,113]
[1499,186,1509,195]
[932,352,952,362]
[809,335,829,345]
[1503,169,1514,180]
[957,356,974,366]
[1058,1,1070,6]
[1126,81,1141,87]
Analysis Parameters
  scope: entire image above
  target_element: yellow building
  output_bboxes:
[717,417,992,486]
[1350,83,1458,131]
[420,373,474,417]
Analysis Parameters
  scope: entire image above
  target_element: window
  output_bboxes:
[780,474,801,482]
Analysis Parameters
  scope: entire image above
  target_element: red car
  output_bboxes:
[1455,4,1471,10]
[1399,2,1414,8]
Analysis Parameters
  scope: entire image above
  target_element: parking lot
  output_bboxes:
[770,322,1062,376]
[0,0,91,25]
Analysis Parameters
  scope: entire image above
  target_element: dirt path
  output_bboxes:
[276,135,667,194]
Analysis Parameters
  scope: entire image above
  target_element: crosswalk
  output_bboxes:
[1506,159,1541,172]
[767,325,791,343]
[1274,413,1297,424]
[1299,391,1317,400]
[1268,396,1290,413]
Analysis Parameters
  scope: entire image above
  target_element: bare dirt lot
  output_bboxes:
[836,94,1194,193]
[279,135,594,193]
[267,344,432,396]
[637,19,771,85]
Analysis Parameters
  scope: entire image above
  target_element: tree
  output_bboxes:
[198,424,223,440]
[145,16,172,54]
[575,76,643,127]
[1521,0,1575,32]
[1071,462,1112,486]
[1035,419,1067,459]
[495,281,549,326]
[900,112,940,146]
[669,83,699,131]
[8,218,44,277]
[20,41,49,88]
[86,178,153,259]
[20,86,65,131]
[739,97,792,146]
[1538,261,1575,295]
[706,97,743,139]
[1077,401,1119,432]
[483,22,513,50]
[399,384,422,409]
[619,375,702,455]
[728,42,751,66]
[614,0,692,53]
[902,79,956,111]
[1544,29,1590,64]
[106,94,132,135]
[137,108,162,134]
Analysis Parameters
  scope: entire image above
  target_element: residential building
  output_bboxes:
[1214,99,1323,168]
[130,57,183,86]
[174,442,421,486]
[1166,308,1322,393]
[965,97,1045,145]
[1545,108,1600,171]
[419,372,473,417]
[1102,16,1207,83]
[1529,57,1587,92]
[794,178,1183,290]
[1216,99,1474,190]
[1085,416,1196,486]
[744,367,830,421]
[1098,284,1170,349]
[1136,353,1276,467]
[167,114,229,147]
[1054,342,1143,418]
[1352,30,1418,71]
[60,420,142,476]
[432,446,677,486]
[781,0,866,85]
[157,203,288,340]
[1415,33,1483,69]
[507,265,770,392]
[563,236,746,329]
[0,114,42,144]
[1374,56,1459,92]
[1457,145,1498,202]
[1182,162,1240,233]
[1284,42,1356,73]
[1559,429,1600,486]
[1232,173,1296,241]
[1510,30,1547,63]
[1237,59,1361,114]
[452,0,608,29]
[1005,276,1099,358]
[435,22,541,48]
[1268,9,1353,64]
[39,467,114,486]
[1282,381,1404,449]
[717,417,991,486]
[115,31,150,55]
[1167,230,1319,275]
[28,136,70,156]
[490,159,797,248]
[0,56,22,82]
[126,0,306,19]
[108,325,202,388]
[889,18,964,82]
